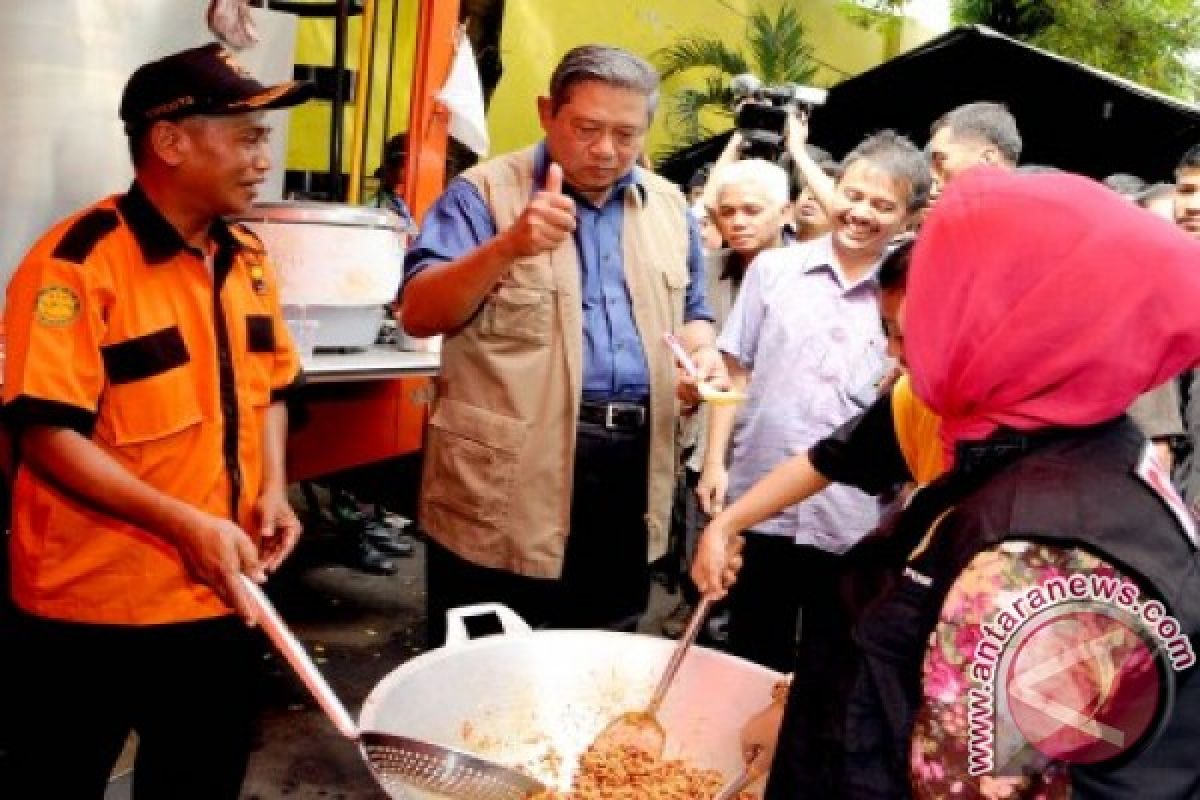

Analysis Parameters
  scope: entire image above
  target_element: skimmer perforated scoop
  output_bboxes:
[240,576,547,800]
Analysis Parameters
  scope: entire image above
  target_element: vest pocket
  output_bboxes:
[662,265,690,290]
[424,398,526,525]
[481,285,553,344]
[661,265,689,326]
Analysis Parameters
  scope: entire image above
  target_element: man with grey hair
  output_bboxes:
[926,101,1022,198]
[664,157,792,638]
[401,45,722,642]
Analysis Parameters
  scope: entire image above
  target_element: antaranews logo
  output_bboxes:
[966,574,1195,776]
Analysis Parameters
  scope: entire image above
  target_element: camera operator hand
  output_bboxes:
[786,109,809,156]
[698,131,746,213]
[786,110,836,222]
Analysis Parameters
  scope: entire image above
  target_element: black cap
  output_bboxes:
[120,42,314,133]
[374,133,409,179]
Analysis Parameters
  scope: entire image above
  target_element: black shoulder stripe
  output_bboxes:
[51,209,120,264]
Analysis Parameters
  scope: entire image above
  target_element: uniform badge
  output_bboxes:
[248,262,268,295]
[35,286,81,326]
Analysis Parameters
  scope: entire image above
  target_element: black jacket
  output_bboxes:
[767,418,1200,799]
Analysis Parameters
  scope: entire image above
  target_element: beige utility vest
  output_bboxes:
[419,146,689,579]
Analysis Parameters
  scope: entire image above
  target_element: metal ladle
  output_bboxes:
[591,594,715,757]
[240,576,547,800]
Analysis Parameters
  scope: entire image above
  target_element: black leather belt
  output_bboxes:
[579,400,648,431]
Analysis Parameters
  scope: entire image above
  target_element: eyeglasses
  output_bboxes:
[568,118,646,151]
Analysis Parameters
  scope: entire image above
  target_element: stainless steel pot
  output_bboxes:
[358,605,782,799]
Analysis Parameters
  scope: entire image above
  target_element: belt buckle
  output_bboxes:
[603,402,645,429]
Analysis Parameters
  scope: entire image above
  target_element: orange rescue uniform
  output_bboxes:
[3,183,301,624]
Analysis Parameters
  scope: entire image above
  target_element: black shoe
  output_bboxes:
[364,524,415,557]
[660,599,694,638]
[345,535,398,575]
[700,609,729,647]
[331,490,368,524]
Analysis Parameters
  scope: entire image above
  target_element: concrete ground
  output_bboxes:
[98,518,681,799]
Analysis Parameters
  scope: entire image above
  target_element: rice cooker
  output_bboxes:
[234,202,411,350]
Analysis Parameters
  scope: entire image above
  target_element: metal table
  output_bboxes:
[301,346,440,384]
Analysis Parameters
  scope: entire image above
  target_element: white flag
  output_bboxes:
[437,31,490,157]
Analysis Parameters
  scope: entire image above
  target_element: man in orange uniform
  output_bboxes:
[3,44,311,799]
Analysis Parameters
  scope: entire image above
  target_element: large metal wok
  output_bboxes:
[359,604,783,799]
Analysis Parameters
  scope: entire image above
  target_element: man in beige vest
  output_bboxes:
[401,45,721,642]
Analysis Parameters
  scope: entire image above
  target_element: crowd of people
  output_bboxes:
[400,45,1200,799]
[3,36,1200,800]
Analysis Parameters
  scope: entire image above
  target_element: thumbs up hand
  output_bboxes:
[505,162,577,258]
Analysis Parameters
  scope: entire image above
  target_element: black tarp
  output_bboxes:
[657,25,1200,186]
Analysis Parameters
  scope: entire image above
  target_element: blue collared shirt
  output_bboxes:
[403,143,712,400]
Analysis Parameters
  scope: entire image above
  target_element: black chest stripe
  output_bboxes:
[246,315,276,353]
[101,326,190,385]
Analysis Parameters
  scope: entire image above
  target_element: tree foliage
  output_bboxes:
[848,0,1199,100]
[653,5,819,151]
[1002,0,1200,102]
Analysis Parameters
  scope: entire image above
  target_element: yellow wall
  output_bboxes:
[286,1,940,182]
[288,0,419,183]
[488,0,939,158]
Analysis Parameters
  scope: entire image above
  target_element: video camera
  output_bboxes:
[730,73,827,163]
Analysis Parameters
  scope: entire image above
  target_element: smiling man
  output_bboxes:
[401,45,720,642]
[3,43,311,799]
[696,131,931,670]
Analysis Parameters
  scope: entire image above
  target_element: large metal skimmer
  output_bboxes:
[241,576,547,800]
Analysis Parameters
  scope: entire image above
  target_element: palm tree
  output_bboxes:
[653,5,819,152]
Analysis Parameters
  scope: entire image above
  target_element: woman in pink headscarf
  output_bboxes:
[756,167,1200,800]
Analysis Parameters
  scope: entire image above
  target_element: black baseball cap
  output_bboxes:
[374,133,409,178]
[120,42,314,133]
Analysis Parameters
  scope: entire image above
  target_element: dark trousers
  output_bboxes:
[426,420,651,646]
[5,612,261,800]
[764,558,860,800]
[726,532,842,673]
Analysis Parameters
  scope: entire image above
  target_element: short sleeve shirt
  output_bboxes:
[3,183,302,624]
[717,235,887,551]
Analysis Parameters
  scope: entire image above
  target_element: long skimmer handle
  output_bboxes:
[240,574,361,740]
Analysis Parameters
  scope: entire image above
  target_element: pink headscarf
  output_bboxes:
[906,167,1200,463]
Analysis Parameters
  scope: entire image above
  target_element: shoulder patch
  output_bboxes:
[51,209,119,264]
[35,285,82,326]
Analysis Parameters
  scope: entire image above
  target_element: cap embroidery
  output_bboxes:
[144,95,195,120]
